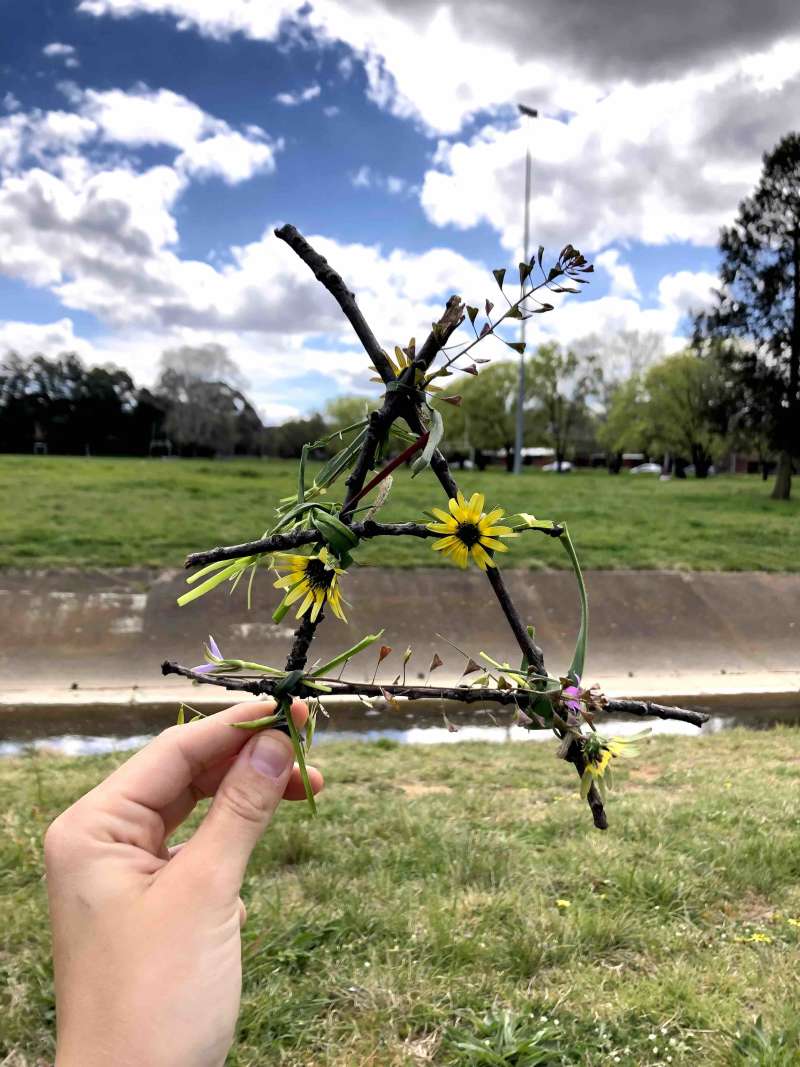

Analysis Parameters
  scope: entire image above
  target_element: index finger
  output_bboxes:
[87,699,308,814]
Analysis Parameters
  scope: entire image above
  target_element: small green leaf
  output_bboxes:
[466,305,479,324]
[492,267,506,289]
[560,523,588,685]
[310,630,385,678]
[411,406,444,478]
[505,341,526,354]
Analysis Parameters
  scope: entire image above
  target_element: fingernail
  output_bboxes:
[249,733,292,780]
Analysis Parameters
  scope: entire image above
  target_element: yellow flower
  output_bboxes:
[555,899,571,909]
[580,732,645,799]
[427,491,517,570]
[273,547,347,623]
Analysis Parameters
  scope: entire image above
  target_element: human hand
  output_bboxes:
[44,699,323,1067]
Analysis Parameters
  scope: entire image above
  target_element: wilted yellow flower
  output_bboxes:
[273,547,347,622]
[580,732,645,798]
[427,490,517,570]
[555,898,571,909]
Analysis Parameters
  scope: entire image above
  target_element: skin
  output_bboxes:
[44,699,323,1067]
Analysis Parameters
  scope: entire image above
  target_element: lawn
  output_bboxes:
[1,454,798,571]
[2,729,800,1065]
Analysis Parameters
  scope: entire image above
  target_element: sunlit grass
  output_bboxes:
[1,455,798,570]
[2,728,800,1064]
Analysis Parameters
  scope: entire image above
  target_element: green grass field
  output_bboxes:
[2,730,800,1065]
[1,454,798,571]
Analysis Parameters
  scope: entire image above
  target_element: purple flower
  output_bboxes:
[191,661,218,675]
[191,635,224,674]
[562,677,583,714]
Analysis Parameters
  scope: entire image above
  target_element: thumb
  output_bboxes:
[179,729,295,898]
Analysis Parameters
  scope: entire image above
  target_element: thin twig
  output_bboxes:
[160,661,709,728]
[184,519,563,570]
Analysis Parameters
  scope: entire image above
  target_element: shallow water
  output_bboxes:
[1,700,798,758]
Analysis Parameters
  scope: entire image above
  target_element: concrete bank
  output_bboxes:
[0,568,797,712]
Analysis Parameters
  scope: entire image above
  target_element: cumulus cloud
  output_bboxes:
[595,250,640,299]
[420,46,800,253]
[78,0,800,133]
[0,316,92,358]
[0,85,279,214]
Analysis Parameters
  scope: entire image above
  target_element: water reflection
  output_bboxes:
[1,700,798,758]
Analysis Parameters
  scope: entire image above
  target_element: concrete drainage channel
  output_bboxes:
[1,568,798,756]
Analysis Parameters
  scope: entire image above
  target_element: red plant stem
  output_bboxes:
[346,432,429,508]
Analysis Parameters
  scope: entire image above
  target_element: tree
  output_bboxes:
[698,132,800,499]
[442,360,541,470]
[526,342,599,469]
[0,352,138,454]
[596,375,654,463]
[643,351,725,477]
[321,395,371,439]
[154,344,261,456]
[575,331,664,472]
[261,415,327,458]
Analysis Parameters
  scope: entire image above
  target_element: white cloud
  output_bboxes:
[351,164,372,189]
[77,0,800,135]
[3,93,21,113]
[275,84,321,106]
[176,131,277,184]
[595,250,640,299]
[43,43,77,58]
[350,165,409,196]
[0,316,92,358]
[420,45,800,253]
[0,85,280,192]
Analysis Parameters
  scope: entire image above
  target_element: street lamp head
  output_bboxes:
[517,104,539,118]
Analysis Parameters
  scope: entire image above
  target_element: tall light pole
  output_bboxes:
[512,103,538,475]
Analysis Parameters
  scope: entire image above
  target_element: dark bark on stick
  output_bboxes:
[184,519,562,570]
[161,661,709,728]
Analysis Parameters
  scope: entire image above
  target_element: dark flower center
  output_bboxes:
[456,522,482,547]
[305,558,334,591]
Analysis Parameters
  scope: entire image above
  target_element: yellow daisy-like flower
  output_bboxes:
[427,490,517,570]
[580,732,645,799]
[273,546,347,622]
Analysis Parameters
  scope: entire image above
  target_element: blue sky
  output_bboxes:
[1,0,798,419]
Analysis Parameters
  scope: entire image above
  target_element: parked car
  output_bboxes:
[542,460,573,472]
[630,462,662,474]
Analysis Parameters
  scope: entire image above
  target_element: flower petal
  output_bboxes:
[470,542,495,570]
[283,580,311,606]
[480,537,509,552]
[467,492,484,522]
[295,590,315,618]
[481,507,505,527]
[481,524,515,537]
